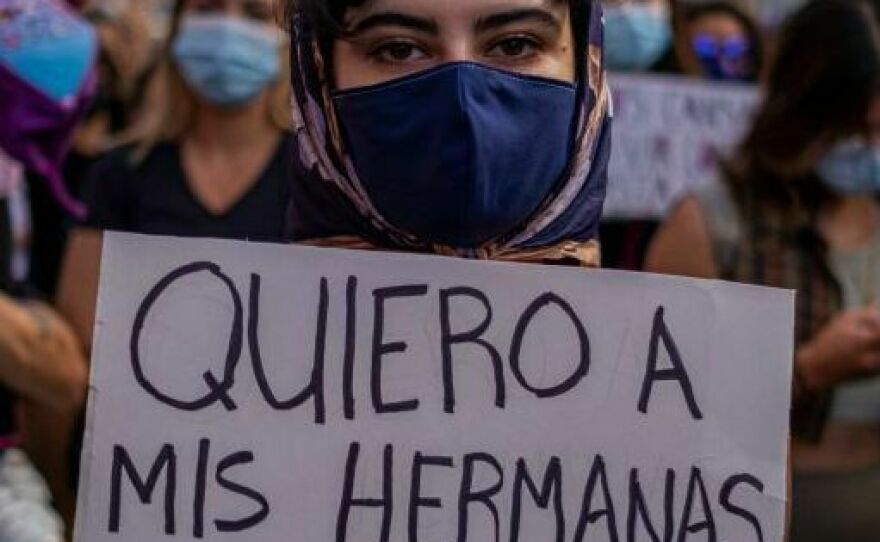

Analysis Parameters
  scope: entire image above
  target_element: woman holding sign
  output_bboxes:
[648,0,880,539]
[281,0,612,264]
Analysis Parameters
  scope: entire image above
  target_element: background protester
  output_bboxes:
[0,0,92,538]
[647,0,880,539]
[602,0,673,72]
[58,0,292,349]
[600,0,764,270]
[656,0,764,81]
[282,0,611,268]
[601,0,763,81]
[599,0,675,270]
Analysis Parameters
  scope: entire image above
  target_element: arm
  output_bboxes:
[645,196,719,279]
[0,294,87,412]
[20,229,102,532]
[56,228,103,352]
[0,296,88,538]
[18,231,101,541]
[57,147,130,352]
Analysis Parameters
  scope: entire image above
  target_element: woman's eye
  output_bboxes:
[488,37,540,58]
[372,42,428,63]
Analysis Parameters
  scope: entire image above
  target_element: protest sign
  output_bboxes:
[604,74,760,219]
[75,233,793,542]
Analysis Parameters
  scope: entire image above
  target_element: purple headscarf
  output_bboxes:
[0,0,98,218]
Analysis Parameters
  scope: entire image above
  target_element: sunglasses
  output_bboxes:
[692,34,751,59]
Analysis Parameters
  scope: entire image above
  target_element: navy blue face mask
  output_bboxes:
[332,62,578,248]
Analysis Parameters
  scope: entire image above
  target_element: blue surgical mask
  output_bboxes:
[603,3,672,71]
[817,140,880,195]
[332,62,578,248]
[172,14,281,106]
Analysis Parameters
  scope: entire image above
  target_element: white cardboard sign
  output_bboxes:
[75,233,793,542]
[605,74,760,219]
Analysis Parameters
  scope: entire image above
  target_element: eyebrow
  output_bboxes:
[474,8,563,34]
[345,12,440,37]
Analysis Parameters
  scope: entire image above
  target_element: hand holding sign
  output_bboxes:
[797,307,880,390]
[75,234,793,542]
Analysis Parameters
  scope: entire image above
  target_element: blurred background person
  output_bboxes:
[602,0,763,85]
[58,0,293,350]
[603,0,673,73]
[647,0,880,539]
[25,1,158,304]
[656,0,764,82]
[600,0,764,271]
[0,0,92,538]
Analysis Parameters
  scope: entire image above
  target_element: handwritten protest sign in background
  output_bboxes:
[605,74,760,219]
[76,233,793,542]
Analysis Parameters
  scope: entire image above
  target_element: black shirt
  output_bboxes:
[82,135,292,241]
[0,200,19,437]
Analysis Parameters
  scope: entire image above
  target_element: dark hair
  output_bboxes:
[282,0,592,71]
[724,0,880,217]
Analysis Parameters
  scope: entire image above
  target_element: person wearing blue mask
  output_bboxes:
[58,0,293,350]
[602,0,673,72]
[647,0,880,539]
[281,0,612,264]
[598,0,673,272]
[600,0,763,272]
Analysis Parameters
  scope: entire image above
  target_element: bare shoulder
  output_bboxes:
[644,196,719,279]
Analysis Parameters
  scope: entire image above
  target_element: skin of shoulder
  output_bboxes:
[644,196,719,279]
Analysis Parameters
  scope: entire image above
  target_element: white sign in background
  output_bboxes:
[76,233,793,542]
[605,74,760,220]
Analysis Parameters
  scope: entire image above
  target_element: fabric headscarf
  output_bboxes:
[0,0,98,219]
[286,1,613,259]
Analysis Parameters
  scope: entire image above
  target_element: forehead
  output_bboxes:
[688,10,747,34]
[345,0,565,20]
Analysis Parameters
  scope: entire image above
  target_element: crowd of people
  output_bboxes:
[2,0,880,540]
